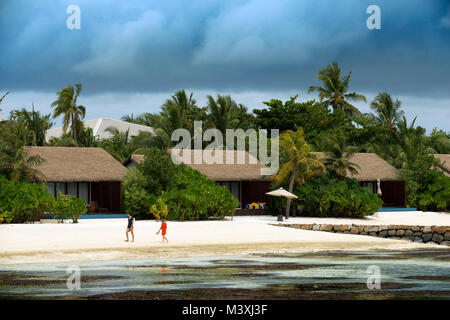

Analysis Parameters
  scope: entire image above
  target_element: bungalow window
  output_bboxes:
[361,182,375,193]
[231,182,240,202]
[215,181,241,205]
[68,183,77,197]
[56,183,66,196]
[47,183,55,198]
[79,183,89,204]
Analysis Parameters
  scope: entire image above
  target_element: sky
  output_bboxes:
[1,0,449,132]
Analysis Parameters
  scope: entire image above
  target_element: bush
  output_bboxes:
[123,149,239,221]
[138,147,177,195]
[53,192,87,223]
[122,169,156,219]
[416,173,450,212]
[295,175,383,217]
[0,175,55,223]
[162,165,239,221]
[149,197,168,220]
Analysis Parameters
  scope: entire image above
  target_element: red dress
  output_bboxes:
[161,222,167,236]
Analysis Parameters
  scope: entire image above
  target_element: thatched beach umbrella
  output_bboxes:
[266,187,297,221]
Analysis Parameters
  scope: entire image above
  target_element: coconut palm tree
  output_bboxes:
[0,146,47,182]
[322,134,360,179]
[101,127,137,162]
[142,90,198,148]
[0,91,9,106]
[394,117,436,169]
[370,92,404,135]
[0,121,46,182]
[308,62,366,117]
[206,94,238,135]
[274,127,325,218]
[51,83,86,147]
[10,104,53,146]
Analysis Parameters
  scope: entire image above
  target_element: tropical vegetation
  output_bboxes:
[0,60,449,224]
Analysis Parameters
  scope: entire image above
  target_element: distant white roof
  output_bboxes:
[45,118,154,142]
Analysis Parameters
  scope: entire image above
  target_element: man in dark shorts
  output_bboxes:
[125,213,134,242]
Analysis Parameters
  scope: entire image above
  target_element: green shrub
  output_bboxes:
[149,197,169,220]
[162,165,239,221]
[138,147,177,195]
[0,175,55,223]
[123,149,239,221]
[295,175,382,217]
[53,192,87,223]
[416,173,450,212]
[122,169,156,219]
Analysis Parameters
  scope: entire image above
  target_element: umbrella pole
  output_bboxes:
[277,197,283,222]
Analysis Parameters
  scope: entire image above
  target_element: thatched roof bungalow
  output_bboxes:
[124,150,273,209]
[29,147,127,213]
[125,150,407,209]
[318,152,405,207]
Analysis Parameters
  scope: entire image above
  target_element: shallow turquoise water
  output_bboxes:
[1,249,449,298]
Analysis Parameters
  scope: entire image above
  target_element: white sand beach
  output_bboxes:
[0,212,448,265]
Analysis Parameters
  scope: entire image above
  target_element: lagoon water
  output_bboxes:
[1,249,449,299]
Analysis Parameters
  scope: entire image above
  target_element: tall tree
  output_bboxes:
[274,127,325,218]
[0,91,9,107]
[51,83,86,147]
[394,117,436,170]
[370,92,404,136]
[0,121,46,182]
[143,90,199,148]
[206,94,238,135]
[101,127,137,162]
[10,104,53,146]
[322,134,360,179]
[308,62,366,117]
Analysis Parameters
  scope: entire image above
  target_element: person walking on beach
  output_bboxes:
[156,219,168,243]
[125,213,134,242]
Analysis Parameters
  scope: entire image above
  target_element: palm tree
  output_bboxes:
[274,128,325,218]
[143,90,198,148]
[206,94,237,135]
[322,134,360,179]
[394,117,436,169]
[0,91,9,106]
[206,95,255,147]
[101,127,139,162]
[0,121,46,182]
[10,104,53,146]
[370,92,404,135]
[0,146,47,182]
[51,83,86,147]
[121,113,135,123]
[308,62,366,117]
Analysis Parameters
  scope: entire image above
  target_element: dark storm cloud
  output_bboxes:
[0,0,449,98]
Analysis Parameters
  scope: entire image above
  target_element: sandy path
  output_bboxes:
[1,214,446,265]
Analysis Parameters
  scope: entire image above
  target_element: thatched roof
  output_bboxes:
[432,154,450,177]
[125,150,400,182]
[318,152,400,181]
[125,150,268,181]
[28,147,127,182]
[123,154,145,167]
